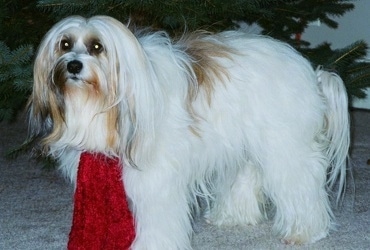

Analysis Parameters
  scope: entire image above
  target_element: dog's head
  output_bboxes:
[28,16,150,156]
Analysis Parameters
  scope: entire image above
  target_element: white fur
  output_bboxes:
[29,16,350,249]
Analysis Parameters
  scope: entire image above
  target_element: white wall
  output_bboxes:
[303,0,370,109]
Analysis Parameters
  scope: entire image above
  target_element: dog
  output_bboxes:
[28,15,350,249]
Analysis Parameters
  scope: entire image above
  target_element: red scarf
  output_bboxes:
[68,152,135,249]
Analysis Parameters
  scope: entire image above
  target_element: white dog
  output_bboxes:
[28,16,350,249]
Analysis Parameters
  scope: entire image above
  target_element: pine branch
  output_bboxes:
[0,42,33,122]
[36,0,288,33]
[332,41,368,69]
[302,40,370,99]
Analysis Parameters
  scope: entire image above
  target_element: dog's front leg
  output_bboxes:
[124,163,193,250]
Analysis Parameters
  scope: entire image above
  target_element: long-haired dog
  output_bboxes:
[28,16,350,249]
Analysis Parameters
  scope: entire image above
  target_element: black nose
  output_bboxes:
[67,60,83,74]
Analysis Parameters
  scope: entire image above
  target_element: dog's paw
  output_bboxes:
[281,230,327,246]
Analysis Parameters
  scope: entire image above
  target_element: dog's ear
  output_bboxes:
[28,17,86,144]
[28,23,58,141]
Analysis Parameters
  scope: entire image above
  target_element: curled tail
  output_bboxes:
[316,67,350,197]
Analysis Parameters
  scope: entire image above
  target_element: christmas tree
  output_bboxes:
[1,0,369,122]
[0,0,52,121]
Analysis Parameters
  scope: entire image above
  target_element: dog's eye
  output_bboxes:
[60,39,72,51]
[90,42,104,54]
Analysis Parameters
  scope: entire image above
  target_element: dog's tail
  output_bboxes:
[316,67,350,198]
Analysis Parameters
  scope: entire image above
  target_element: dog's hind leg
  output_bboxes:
[262,133,332,244]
